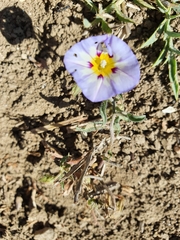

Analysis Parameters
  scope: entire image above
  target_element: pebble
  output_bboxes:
[21,53,27,59]
[174,145,180,154]
[15,196,23,210]
[134,134,146,145]
[34,227,56,240]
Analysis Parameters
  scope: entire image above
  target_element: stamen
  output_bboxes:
[100,60,107,68]
[90,52,115,77]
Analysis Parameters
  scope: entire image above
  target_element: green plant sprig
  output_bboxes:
[139,0,180,100]
[83,0,135,33]
[75,95,146,146]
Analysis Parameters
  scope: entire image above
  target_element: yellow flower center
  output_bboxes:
[90,52,115,77]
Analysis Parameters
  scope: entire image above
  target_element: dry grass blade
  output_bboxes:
[63,180,74,196]
[31,181,37,208]
[31,115,87,134]
[54,153,89,183]
[101,182,116,210]
[42,140,63,159]
[74,149,94,202]
[121,185,134,196]
[88,182,120,198]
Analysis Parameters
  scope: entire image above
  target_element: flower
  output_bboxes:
[64,34,140,102]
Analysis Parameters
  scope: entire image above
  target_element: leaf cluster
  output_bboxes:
[139,0,180,100]
[76,96,146,145]
[83,0,135,33]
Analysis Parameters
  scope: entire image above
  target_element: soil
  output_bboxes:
[0,0,180,239]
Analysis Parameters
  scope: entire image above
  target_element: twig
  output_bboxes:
[31,115,87,134]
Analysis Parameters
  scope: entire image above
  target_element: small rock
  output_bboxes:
[174,145,180,154]
[134,134,146,145]
[154,139,161,150]
[21,53,27,59]
[15,196,23,210]
[34,227,55,240]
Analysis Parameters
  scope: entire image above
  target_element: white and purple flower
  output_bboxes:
[64,35,140,102]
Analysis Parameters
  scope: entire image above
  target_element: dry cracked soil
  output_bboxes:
[0,0,180,240]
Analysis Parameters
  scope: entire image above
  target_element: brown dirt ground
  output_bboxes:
[0,0,180,239]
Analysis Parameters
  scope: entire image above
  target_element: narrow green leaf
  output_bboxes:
[84,0,98,13]
[71,84,81,97]
[101,19,112,33]
[117,112,129,121]
[83,18,92,28]
[76,121,103,133]
[153,40,169,67]
[172,5,180,14]
[104,0,121,12]
[165,31,180,38]
[91,18,102,27]
[168,33,180,55]
[139,19,166,49]
[169,47,180,55]
[100,100,108,125]
[155,0,168,12]
[40,175,54,183]
[115,9,135,23]
[127,113,146,122]
[133,0,155,9]
[168,57,179,100]
[168,14,180,20]
[113,116,121,134]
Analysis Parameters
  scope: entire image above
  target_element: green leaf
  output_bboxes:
[91,18,102,27]
[113,116,121,134]
[104,0,121,13]
[100,100,108,125]
[101,19,112,33]
[40,175,54,183]
[168,56,179,100]
[127,113,146,122]
[165,31,180,38]
[139,19,166,49]
[76,121,103,133]
[117,112,129,121]
[84,0,98,13]
[168,14,180,20]
[169,47,180,55]
[115,8,135,23]
[115,94,123,101]
[155,0,168,12]
[133,0,155,9]
[83,18,92,28]
[153,40,169,67]
[71,84,81,97]
[172,5,180,14]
